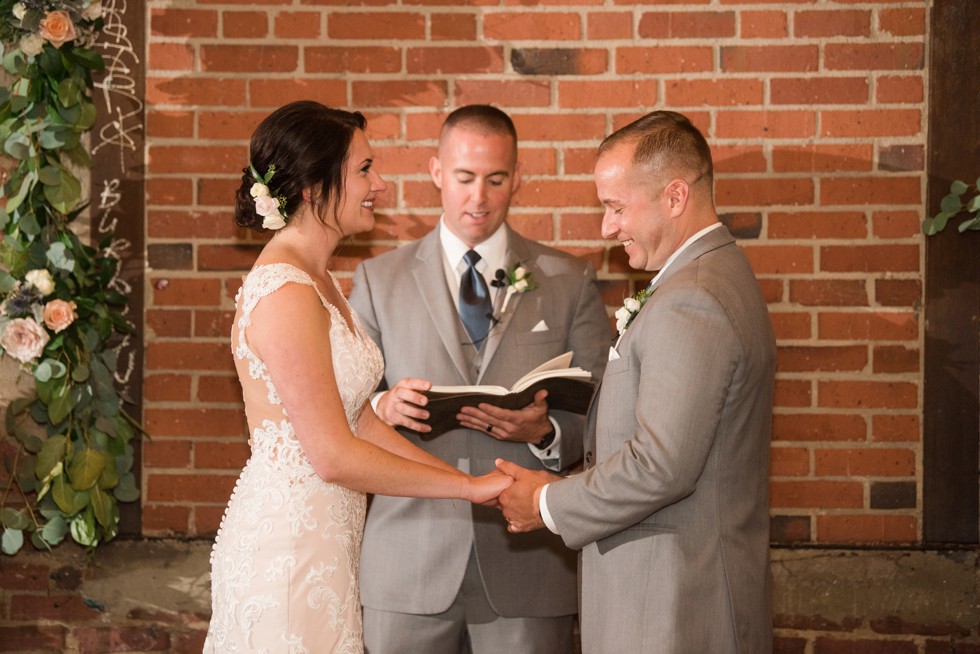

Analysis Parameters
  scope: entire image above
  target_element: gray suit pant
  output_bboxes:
[363,547,575,654]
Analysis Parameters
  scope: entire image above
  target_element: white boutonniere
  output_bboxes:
[615,286,653,335]
[491,262,537,314]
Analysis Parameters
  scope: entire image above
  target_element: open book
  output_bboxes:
[414,352,597,438]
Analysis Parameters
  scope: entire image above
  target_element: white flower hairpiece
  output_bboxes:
[615,285,653,335]
[248,164,288,230]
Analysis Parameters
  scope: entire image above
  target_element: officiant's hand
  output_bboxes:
[494,459,557,532]
[457,390,551,444]
[376,377,433,433]
[466,469,515,507]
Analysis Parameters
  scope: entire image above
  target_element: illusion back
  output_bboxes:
[205,263,384,654]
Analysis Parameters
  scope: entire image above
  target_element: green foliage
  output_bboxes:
[922,177,980,236]
[1,0,143,556]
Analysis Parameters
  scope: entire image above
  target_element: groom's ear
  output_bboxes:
[429,155,443,189]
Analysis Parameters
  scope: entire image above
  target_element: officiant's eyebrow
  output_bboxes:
[454,168,510,180]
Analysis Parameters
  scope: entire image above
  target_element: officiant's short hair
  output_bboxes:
[440,105,517,146]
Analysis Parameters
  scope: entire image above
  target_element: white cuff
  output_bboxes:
[370,391,384,413]
[528,417,561,469]
[539,483,559,534]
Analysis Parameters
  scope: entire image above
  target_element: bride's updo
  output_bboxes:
[234,101,367,232]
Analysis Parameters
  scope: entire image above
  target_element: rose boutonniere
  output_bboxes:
[491,262,537,313]
[615,286,653,335]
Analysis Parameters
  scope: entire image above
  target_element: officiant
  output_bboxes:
[348,105,610,654]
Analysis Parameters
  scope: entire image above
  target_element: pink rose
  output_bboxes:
[254,195,280,217]
[39,10,78,49]
[1,318,51,364]
[43,299,78,333]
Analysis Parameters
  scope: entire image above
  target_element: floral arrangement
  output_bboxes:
[0,0,142,555]
[249,163,288,230]
[615,285,653,335]
[490,261,536,313]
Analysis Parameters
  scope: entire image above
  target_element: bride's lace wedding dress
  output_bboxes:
[204,263,383,654]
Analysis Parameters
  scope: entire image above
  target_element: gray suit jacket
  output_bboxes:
[350,225,611,617]
[547,226,776,653]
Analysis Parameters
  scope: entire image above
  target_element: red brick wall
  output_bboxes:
[143,1,926,545]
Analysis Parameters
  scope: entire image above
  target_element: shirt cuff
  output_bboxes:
[539,483,559,534]
[528,417,562,467]
[370,391,384,413]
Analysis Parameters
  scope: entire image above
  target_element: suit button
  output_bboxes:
[585,451,593,463]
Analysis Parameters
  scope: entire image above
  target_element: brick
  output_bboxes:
[720,212,762,239]
[148,243,193,270]
[821,109,921,137]
[665,79,763,107]
[517,180,599,208]
[144,373,193,402]
[715,110,816,138]
[770,515,811,543]
[149,43,194,71]
[820,176,921,205]
[0,563,49,590]
[198,375,243,403]
[151,278,224,308]
[10,594,102,621]
[146,78,246,106]
[879,7,926,36]
[875,279,921,307]
[146,178,192,206]
[873,345,918,374]
[775,614,861,632]
[151,8,218,37]
[877,75,924,103]
[198,177,242,208]
[0,625,66,651]
[560,80,659,108]
[770,446,809,476]
[770,480,864,509]
[616,46,712,74]
[712,145,767,173]
[146,473,238,503]
[514,48,608,75]
[141,505,190,534]
[741,10,787,38]
[878,145,924,172]
[250,78,348,109]
[146,342,233,372]
[73,626,170,652]
[768,312,811,340]
[872,210,921,238]
[814,637,917,654]
[431,13,476,40]
[872,616,971,637]
[148,210,241,240]
[587,11,632,39]
[197,111,263,141]
[414,47,504,75]
[195,310,236,338]
[143,408,247,438]
[770,77,869,105]
[223,10,267,38]
[456,80,551,107]
[756,278,784,303]
[513,113,606,141]
[275,11,322,39]
[520,148,559,176]
[768,211,868,240]
[778,345,867,373]
[815,447,915,476]
[352,80,448,107]
[825,43,924,71]
[305,46,401,74]
[773,145,872,173]
[925,642,980,654]
[196,440,251,470]
[818,380,917,409]
[201,45,297,73]
[146,309,192,338]
[144,440,193,469]
[638,11,735,38]
[869,481,917,509]
[872,414,919,443]
[148,145,246,175]
[363,112,402,141]
[789,280,868,306]
[815,515,917,544]
[559,212,603,240]
[721,45,818,72]
[774,379,812,408]
[197,244,262,272]
[795,10,870,37]
[820,244,919,273]
[146,110,194,138]
[485,12,581,40]
[328,11,424,39]
[195,505,228,535]
[718,178,815,207]
[772,413,867,442]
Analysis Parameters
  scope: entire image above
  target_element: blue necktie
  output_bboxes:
[459,249,492,347]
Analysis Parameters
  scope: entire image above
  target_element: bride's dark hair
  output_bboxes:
[234,101,367,232]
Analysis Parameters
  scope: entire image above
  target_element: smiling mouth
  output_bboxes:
[467,211,489,219]
[623,239,634,247]
[361,200,374,209]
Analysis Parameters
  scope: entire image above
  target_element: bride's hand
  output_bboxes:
[466,469,514,507]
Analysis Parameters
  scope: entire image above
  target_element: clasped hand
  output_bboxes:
[469,459,560,533]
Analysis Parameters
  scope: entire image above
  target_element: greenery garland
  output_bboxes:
[0,0,142,555]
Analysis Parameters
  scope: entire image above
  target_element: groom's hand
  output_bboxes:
[495,459,558,533]
[376,378,432,433]
[457,389,551,444]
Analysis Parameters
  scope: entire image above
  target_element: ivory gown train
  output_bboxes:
[204,264,384,654]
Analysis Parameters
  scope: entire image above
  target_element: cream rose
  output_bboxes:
[254,195,280,217]
[12,2,26,20]
[262,212,287,230]
[19,33,45,57]
[43,299,78,333]
[39,10,78,49]
[1,318,50,364]
[25,269,56,296]
[250,182,270,198]
[83,1,103,21]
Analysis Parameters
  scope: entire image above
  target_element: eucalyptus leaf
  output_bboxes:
[68,449,106,491]
[70,511,98,547]
[43,170,82,214]
[113,473,139,502]
[34,435,67,480]
[52,474,79,515]
[950,179,969,195]
[47,383,73,425]
[98,457,119,490]
[39,129,67,150]
[57,77,83,107]
[38,165,62,186]
[41,515,68,546]
[47,241,75,271]
[940,193,964,214]
[71,363,90,382]
[90,488,113,528]
[2,528,24,555]
[1,508,31,530]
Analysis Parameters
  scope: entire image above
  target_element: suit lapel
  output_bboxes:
[477,228,532,383]
[411,231,473,383]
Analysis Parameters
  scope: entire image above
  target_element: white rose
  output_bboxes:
[83,0,103,20]
[513,266,527,279]
[19,33,45,57]
[1,317,50,364]
[262,212,287,230]
[514,279,529,292]
[250,182,269,198]
[25,269,56,296]
[12,3,26,20]
[254,195,280,217]
[623,297,641,312]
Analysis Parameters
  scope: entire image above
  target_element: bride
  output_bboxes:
[204,101,512,653]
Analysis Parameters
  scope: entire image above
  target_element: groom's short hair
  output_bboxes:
[600,110,713,186]
[440,105,518,147]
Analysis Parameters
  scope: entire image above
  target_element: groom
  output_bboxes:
[349,105,610,653]
[497,111,776,653]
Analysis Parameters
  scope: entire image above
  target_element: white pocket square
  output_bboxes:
[531,320,549,332]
